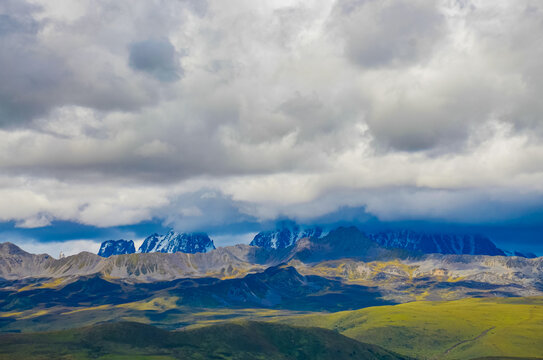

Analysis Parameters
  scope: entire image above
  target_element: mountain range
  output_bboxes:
[1,226,542,358]
[96,224,537,259]
[1,227,541,300]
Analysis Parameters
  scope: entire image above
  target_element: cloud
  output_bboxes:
[332,0,445,68]
[0,0,542,243]
[158,189,260,233]
[0,176,171,228]
[0,0,67,126]
[212,232,256,247]
[0,0,198,127]
[129,39,182,82]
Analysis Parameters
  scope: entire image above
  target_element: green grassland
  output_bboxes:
[0,321,409,360]
[2,295,542,359]
[280,297,543,360]
[0,296,312,333]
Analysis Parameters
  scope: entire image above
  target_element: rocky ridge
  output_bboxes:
[138,230,215,254]
[98,240,135,257]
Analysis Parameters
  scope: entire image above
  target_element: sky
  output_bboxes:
[1,0,542,257]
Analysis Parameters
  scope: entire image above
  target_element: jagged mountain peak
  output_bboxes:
[250,224,324,249]
[138,230,215,254]
[97,239,136,257]
[0,242,29,256]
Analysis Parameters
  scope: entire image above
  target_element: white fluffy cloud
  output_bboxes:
[1,0,542,231]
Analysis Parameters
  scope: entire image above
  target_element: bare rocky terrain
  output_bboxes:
[1,233,541,304]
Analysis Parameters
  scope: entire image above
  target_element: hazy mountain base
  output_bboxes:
[0,321,410,360]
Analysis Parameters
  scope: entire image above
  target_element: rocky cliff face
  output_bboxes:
[138,230,215,254]
[97,240,135,257]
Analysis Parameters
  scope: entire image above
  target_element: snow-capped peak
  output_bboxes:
[138,230,215,254]
[250,225,324,249]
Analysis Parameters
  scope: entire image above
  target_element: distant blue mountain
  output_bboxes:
[249,224,539,258]
[368,230,507,256]
[97,240,135,257]
[97,226,535,259]
[138,230,215,254]
[250,225,323,249]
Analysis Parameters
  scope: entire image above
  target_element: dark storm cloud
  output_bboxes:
[129,39,182,82]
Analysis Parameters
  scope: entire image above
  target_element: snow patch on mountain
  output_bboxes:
[250,225,324,249]
[138,230,215,254]
[97,240,136,257]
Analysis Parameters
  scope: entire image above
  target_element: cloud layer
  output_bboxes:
[1,0,542,241]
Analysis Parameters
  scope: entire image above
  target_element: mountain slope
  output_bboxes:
[97,239,135,257]
[296,254,543,302]
[138,230,216,254]
[0,321,410,360]
[286,226,399,263]
[0,243,56,278]
[0,265,390,314]
[282,296,543,360]
[167,264,391,310]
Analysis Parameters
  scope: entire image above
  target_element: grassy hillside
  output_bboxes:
[2,296,542,359]
[281,297,543,360]
[0,321,409,360]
